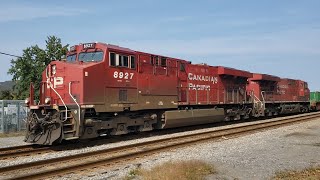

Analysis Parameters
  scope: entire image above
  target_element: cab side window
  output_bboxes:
[110,52,116,66]
[130,56,135,69]
[109,52,135,69]
[119,55,129,67]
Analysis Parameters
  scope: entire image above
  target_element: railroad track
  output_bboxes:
[1,112,320,180]
[0,132,162,160]
[0,145,52,160]
[0,120,236,160]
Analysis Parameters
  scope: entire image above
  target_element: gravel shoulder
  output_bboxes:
[0,136,27,148]
[97,118,320,180]
[1,116,320,180]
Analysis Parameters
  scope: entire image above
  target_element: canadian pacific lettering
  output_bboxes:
[188,73,218,84]
[188,83,210,90]
[188,73,218,91]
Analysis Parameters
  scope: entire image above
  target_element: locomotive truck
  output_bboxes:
[24,42,310,145]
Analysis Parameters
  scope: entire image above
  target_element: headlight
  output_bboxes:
[25,98,30,104]
[45,97,51,104]
[52,65,56,75]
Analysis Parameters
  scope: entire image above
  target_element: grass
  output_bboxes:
[124,168,141,180]
[0,131,25,138]
[124,160,215,180]
[273,166,320,180]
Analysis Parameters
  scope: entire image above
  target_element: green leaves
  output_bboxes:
[0,90,14,100]
[46,36,69,62]
[7,36,68,100]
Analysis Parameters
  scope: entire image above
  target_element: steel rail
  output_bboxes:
[0,136,140,160]
[0,145,34,155]
[0,145,51,160]
[0,127,194,160]
[1,112,319,180]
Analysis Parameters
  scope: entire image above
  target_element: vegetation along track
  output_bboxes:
[1,112,320,180]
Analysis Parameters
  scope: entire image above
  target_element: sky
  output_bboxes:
[0,0,319,90]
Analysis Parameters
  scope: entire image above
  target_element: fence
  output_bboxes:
[0,100,28,133]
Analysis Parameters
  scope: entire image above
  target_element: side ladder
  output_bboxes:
[60,109,79,140]
[250,91,265,117]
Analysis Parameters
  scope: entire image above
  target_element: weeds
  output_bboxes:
[124,160,215,180]
[274,166,320,180]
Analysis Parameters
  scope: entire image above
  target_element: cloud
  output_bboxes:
[0,5,87,22]
[119,27,320,57]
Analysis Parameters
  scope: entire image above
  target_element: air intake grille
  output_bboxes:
[119,90,128,102]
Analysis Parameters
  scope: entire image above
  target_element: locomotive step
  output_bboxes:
[64,130,76,134]
[64,137,79,140]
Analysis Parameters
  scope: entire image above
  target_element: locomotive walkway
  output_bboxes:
[0,112,319,180]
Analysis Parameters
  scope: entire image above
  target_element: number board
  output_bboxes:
[113,71,134,80]
[83,43,96,49]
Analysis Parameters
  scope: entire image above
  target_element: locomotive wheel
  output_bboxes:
[110,123,128,135]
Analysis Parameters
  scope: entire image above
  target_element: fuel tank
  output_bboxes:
[162,108,225,129]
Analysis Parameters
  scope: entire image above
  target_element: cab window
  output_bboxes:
[110,52,116,66]
[130,56,135,69]
[119,55,129,67]
[66,54,77,62]
[109,52,135,69]
[79,51,104,62]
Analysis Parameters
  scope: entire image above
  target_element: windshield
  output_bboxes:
[66,54,77,62]
[79,51,104,62]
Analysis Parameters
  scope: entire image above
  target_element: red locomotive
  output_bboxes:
[24,42,310,145]
[247,74,309,117]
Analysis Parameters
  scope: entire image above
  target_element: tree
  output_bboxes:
[8,36,68,100]
[0,90,14,100]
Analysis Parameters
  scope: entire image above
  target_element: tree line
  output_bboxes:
[1,36,68,100]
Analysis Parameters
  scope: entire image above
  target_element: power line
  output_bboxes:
[0,52,22,58]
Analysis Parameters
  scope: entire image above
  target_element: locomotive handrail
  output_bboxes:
[29,83,35,106]
[45,65,68,121]
[48,81,68,122]
[260,91,266,108]
[69,81,81,135]
[251,90,261,103]
[254,94,262,104]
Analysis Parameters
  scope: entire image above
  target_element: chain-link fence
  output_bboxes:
[0,100,28,133]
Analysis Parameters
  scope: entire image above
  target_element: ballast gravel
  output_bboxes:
[0,115,320,180]
[79,118,320,180]
[0,136,27,148]
[0,115,288,167]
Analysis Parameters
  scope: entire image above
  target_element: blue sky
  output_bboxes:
[0,0,319,90]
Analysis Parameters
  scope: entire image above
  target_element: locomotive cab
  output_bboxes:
[25,43,108,145]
